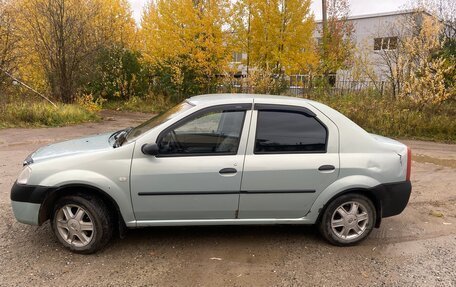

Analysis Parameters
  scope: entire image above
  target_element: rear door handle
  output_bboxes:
[318,165,335,171]
[219,168,237,174]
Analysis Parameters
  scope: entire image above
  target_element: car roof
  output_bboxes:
[187,93,313,106]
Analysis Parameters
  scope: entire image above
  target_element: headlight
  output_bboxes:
[17,166,32,185]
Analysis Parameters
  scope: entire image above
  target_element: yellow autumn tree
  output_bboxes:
[0,0,18,79]
[401,16,455,106]
[94,0,138,49]
[12,0,137,103]
[231,0,317,76]
[140,0,230,101]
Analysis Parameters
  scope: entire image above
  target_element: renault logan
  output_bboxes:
[11,94,412,253]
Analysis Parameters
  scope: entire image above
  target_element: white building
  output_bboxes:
[313,10,431,84]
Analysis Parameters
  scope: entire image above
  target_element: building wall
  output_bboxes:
[314,12,417,83]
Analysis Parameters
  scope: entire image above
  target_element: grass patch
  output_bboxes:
[103,95,171,114]
[0,102,100,128]
[306,93,456,143]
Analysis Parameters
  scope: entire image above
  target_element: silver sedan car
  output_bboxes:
[11,94,412,253]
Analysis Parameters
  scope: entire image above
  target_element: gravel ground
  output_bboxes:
[0,110,455,286]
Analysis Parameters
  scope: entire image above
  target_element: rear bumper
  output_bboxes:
[10,182,57,225]
[371,180,412,218]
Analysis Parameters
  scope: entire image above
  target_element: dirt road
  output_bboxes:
[0,111,455,286]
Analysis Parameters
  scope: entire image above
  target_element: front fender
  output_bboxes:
[38,170,135,224]
[305,175,382,223]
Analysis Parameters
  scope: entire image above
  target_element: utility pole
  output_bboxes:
[322,0,328,78]
[322,0,327,33]
[246,4,251,78]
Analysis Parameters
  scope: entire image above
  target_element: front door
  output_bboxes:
[238,104,339,219]
[131,104,252,221]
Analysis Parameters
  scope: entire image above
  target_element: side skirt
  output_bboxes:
[126,218,314,228]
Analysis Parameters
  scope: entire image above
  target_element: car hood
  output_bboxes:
[29,132,113,163]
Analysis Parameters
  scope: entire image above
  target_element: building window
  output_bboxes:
[231,52,243,63]
[374,37,398,51]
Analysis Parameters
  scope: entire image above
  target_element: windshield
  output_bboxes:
[126,101,194,141]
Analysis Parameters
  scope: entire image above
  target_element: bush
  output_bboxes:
[75,94,105,112]
[150,58,221,103]
[0,103,100,128]
[102,94,171,114]
[305,93,456,143]
[84,46,150,100]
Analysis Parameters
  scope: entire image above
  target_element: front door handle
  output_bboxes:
[318,165,335,171]
[219,168,237,174]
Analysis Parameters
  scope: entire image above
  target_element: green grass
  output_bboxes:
[0,102,100,128]
[2,93,454,144]
[103,95,171,114]
[305,93,456,143]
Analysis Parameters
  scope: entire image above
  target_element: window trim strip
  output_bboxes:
[253,103,316,117]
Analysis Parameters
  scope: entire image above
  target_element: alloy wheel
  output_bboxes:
[330,201,369,241]
[55,204,95,247]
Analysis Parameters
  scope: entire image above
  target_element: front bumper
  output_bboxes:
[371,180,412,218]
[10,182,57,225]
[11,201,41,225]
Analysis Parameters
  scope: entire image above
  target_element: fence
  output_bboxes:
[288,80,387,96]
[217,78,387,96]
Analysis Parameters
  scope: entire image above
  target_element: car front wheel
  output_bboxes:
[319,193,376,246]
[51,195,113,254]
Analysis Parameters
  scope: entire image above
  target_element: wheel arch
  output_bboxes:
[39,184,127,235]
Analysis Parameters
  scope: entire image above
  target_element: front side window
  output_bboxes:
[158,108,246,156]
[255,111,327,154]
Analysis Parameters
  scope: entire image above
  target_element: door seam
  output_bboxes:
[236,99,255,218]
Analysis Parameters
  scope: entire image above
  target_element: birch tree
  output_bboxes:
[231,0,317,76]
[141,0,230,100]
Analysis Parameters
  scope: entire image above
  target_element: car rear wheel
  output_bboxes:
[319,193,376,246]
[51,195,113,254]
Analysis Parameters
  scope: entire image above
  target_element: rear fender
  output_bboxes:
[306,175,381,223]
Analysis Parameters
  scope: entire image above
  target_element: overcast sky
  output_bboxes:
[127,0,409,24]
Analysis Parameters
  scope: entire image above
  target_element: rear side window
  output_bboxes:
[254,111,327,154]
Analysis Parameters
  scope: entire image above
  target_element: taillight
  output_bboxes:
[406,146,412,181]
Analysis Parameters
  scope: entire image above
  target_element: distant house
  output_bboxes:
[313,10,433,84]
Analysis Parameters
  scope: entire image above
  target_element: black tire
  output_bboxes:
[51,194,113,254]
[318,193,376,246]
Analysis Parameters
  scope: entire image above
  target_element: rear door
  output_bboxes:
[238,103,339,219]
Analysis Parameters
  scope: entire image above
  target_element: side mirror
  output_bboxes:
[141,143,159,156]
